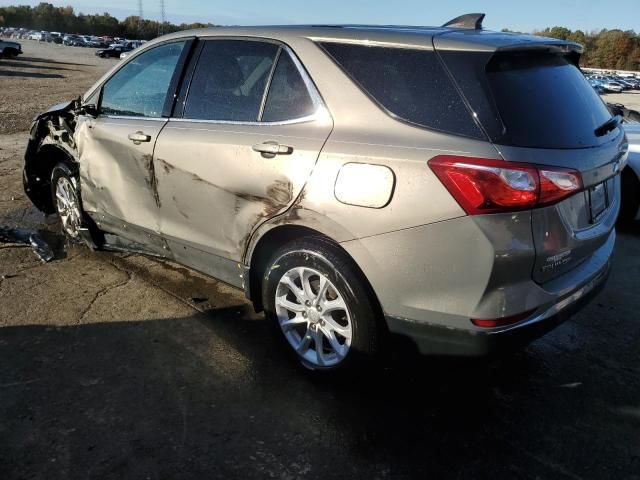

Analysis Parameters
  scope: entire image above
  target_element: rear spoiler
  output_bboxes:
[494,41,584,66]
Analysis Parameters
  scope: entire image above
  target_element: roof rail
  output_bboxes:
[441,13,485,30]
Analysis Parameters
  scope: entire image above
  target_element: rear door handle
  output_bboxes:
[128,131,152,144]
[252,142,293,158]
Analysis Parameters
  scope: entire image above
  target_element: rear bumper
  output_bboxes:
[385,255,611,357]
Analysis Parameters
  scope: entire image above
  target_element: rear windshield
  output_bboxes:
[440,50,615,149]
[319,42,484,139]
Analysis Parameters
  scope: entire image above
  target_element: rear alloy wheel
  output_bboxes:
[262,238,382,371]
[275,266,353,367]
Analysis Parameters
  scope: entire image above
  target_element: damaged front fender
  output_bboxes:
[23,98,84,214]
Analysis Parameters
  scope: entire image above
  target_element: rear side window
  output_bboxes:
[262,51,316,122]
[319,43,484,139]
[184,40,279,121]
[440,51,615,149]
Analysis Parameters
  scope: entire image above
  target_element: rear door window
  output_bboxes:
[183,40,279,121]
[262,50,316,122]
[319,42,484,139]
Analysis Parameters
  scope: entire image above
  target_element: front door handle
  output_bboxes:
[252,142,293,158]
[128,131,152,144]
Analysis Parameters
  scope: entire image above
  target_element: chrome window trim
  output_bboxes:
[308,36,434,50]
[179,39,329,125]
[88,35,332,126]
[257,47,282,121]
[100,115,168,122]
[168,110,325,127]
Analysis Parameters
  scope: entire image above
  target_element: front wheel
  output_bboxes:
[262,237,382,371]
[51,163,102,245]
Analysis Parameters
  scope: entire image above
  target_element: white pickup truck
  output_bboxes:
[0,39,23,58]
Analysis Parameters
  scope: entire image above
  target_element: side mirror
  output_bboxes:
[80,103,99,118]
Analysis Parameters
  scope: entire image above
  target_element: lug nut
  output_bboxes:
[316,305,322,312]
[305,300,311,307]
[302,312,308,318]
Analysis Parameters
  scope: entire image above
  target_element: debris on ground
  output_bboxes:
[0,226,58,262]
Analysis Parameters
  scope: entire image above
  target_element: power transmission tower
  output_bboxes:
[159,0,166,35]
[138,0,144,38]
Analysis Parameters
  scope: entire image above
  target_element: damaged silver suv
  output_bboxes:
[24,14,627,371]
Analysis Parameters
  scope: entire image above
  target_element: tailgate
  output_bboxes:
[436,41,628,283]
[499,141,625,283]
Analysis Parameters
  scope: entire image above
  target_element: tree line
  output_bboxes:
[507,26,640,71]
[0,3,213,40]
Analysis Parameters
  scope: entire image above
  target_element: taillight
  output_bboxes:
[471,310,535,328]
[538,169,583,206]
[428,156,583,215]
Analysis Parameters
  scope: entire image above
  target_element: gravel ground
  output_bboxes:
[0,41,639,480]
[0,39,113,134]
[603,91,640,111]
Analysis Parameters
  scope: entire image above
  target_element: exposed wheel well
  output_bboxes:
[247,224,384,325]
[25,144,76,214]
[248,225,319,312]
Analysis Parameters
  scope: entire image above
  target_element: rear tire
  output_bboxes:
[262,237,383,372]
[618,167,640,226]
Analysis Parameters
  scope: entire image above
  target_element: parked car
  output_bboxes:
[614,78,636,90]
[589,79,606,94]
[603,81,624,93]
[49,32,63,44]
[95,45,131,58]
[62,35,76,46]
[23,15,625,371]
[625,79,640,90]
[63,34,87,46]
[0,39,22,58]
[620,124,640,224]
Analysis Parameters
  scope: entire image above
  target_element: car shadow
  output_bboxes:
[1,301,636,479]
[13,56,94,67]
[0,59,80,72]
[0,69,65,79]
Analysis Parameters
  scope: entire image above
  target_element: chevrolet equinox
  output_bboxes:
[23,14,627,371]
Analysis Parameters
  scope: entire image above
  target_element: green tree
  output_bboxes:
[0,2,217,39]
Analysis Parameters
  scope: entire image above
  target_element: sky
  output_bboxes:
[1,0,638,33]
